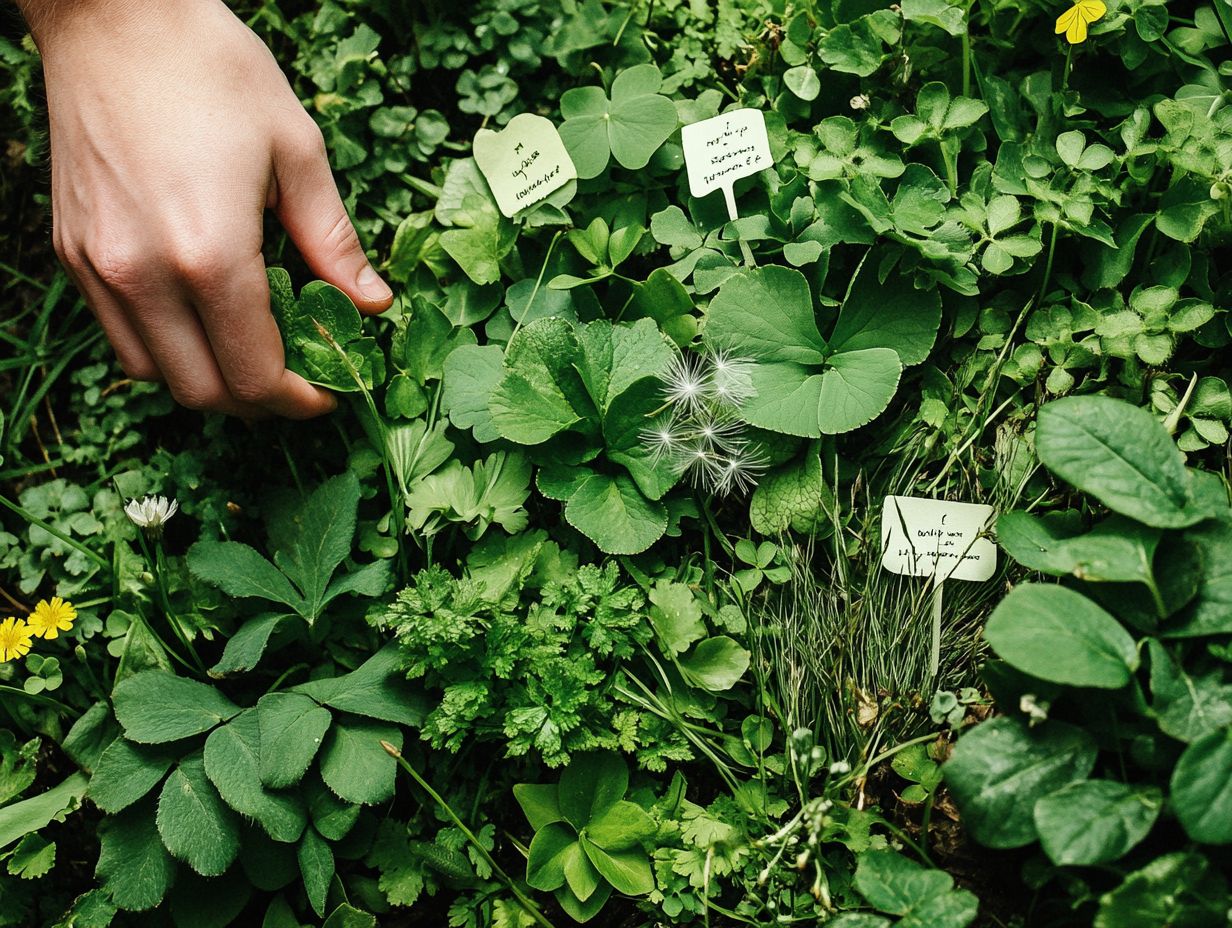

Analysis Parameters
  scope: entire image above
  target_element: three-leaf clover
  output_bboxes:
[559,64,679,178]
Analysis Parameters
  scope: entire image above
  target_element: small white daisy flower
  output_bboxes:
[125,495,179,534]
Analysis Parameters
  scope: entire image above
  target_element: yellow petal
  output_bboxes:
[1055,6,1079,34]
[1077,0,1107,21]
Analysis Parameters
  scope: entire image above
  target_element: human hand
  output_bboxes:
[23,0,393,418]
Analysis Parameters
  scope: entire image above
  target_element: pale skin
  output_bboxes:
[18,0,394,418]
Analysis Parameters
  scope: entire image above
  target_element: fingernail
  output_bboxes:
[357,265,393,303]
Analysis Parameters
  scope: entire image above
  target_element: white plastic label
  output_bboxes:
[880,496,997,583]
[681,108,773,219]
[473,113,577,218]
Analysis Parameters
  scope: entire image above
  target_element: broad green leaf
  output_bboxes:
[784,66,821,101]
[648,581,706,656]
[526,821,574,891]
[269,471,361,623]
[579,837,654,896]
[113,672,240,744]
[0,772,86,852]
[564,473,667,555]
[603,378,681,502]
[96,800,176,912]
[1036,396,1202,528]
[556,880,612,922]
[997,512,1160,584]
[1167,520,1232,636]
[679,636,751,692]
[513,783,563,831]
[749,445,837,535]
[573,319,674,413]
[1170,728,1232,843]
[945,717,1097,847]
[853,850,977,928]
[742,363,826,436]
[585,800,655,851]
[439,198,511,286]
[209,612,287,678]
[563,841,602,901]
[490,317,588,444]
[1149,639,1232,741]
[306,777,361,841]
[705,267,827,364]
[318,718,401,805]
[985,584,1139,688]
[88,739,175,815]
[1095,851,1229,928]
[270,272,384,392]
[156,754,240,876]
[321,904,378,928]
[441,344,505,443]
[1033,780,1161,865]
[256,693,332,789]
[829,267,942,365]
[298,827,335,918]
[186,541,304,613]
[204,712,307,843]
[900,0,967,35]
[293,645,427,727]
[816,348,903,434]
[558,752,627,829]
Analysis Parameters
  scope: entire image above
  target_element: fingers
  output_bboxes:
[62,257,160,382]
[272,119,393,316]
[189,254,338,420]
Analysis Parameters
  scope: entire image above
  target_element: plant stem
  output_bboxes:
[1037,222,1058,306]
[382,742,558,928]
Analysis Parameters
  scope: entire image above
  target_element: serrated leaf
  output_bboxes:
[156,754,240,876]
[113,672,240,744]
[318,718,401,805]
[96,800,177,912]
[88,738,176,814]
[257,693,332,789]
[204,712,307,843]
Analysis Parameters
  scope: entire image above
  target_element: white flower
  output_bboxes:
[125,495,179,533]
[828,760,851,775]
[660,351,711,414]
[850,93,871,111]
[706,350,756,407]
[1020,693,1049,726]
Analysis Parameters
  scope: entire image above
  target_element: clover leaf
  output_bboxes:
[705,262,940,436]
[559,64,679,178]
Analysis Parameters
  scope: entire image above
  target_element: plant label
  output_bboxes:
[681,108,774,220]
[473,113,578,218]
[881,496,997,583]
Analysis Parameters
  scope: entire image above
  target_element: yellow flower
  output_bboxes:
[26,597,77,640]
[1055,0,1106,44]
[0,618,32,663]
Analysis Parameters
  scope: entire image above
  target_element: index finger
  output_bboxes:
[187,254,338,420]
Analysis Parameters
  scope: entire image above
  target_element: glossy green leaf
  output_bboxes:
[1034,780,1161,865]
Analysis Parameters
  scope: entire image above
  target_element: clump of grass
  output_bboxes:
[750,415,1038,771]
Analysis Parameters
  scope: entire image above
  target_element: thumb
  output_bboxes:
[273,123,393,314]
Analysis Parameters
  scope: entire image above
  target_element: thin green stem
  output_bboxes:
[382,743,557,928]
[0,495,109,569]
[0,684,74,714]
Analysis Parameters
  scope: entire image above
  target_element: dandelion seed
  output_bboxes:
[641,414,687,466]
[26,597,77,640]
[0,618,32,663]
[713,446,767,496]
[694,414,745,454]
[660,351,711,414]
[706,350,756,407]
[680,444,720,489]
[125,495,179,534]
